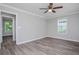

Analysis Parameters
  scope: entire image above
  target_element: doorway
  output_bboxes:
[1,12,16,49]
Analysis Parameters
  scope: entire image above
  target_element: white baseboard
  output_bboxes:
[48,36,79,43]
[16,36,79,45]
[16,37,46,45]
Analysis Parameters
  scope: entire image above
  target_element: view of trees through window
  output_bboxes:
[4,19,12,32]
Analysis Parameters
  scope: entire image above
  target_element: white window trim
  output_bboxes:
[57,18,68,34]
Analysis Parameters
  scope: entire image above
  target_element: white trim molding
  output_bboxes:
[0,10,2,49]
[48,36,79,43]
[0,3,44,18]
[16,37,46,45]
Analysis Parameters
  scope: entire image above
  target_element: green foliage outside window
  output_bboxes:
[4,20,12,32]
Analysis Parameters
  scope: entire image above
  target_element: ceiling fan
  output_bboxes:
[40,3,63,13]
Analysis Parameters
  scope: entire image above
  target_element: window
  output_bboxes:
[58,19,67,33]
[4,19,12,32]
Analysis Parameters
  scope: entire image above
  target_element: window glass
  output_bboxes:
[4,19,12,32]
[58,19,67,33]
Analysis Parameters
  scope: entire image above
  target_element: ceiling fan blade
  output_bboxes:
[40,8,48,10]
[44,10,48,13]
[52,10,56,13]
[53,6,63,9]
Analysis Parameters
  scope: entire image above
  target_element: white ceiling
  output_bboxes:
[3,3,79,19]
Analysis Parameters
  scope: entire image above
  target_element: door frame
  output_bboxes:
[0,10,17,43]
[0,10,2,48]
[2,16,15,40]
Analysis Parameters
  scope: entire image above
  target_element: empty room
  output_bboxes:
[0,3,79,55]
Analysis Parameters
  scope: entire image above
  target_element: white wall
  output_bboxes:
[0,5,47,44]
[16,12,47,44]
[48,14,79,42]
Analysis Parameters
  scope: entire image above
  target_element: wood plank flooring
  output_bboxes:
[0,37,79,55]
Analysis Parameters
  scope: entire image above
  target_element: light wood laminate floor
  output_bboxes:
[0,37,79,55]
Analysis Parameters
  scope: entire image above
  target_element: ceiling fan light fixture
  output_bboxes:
[48,9,52,12]
[39,3,63,13]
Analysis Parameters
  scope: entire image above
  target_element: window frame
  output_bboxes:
[2,15,14,36]
[57,18,68,33]
[4,19,13,33]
